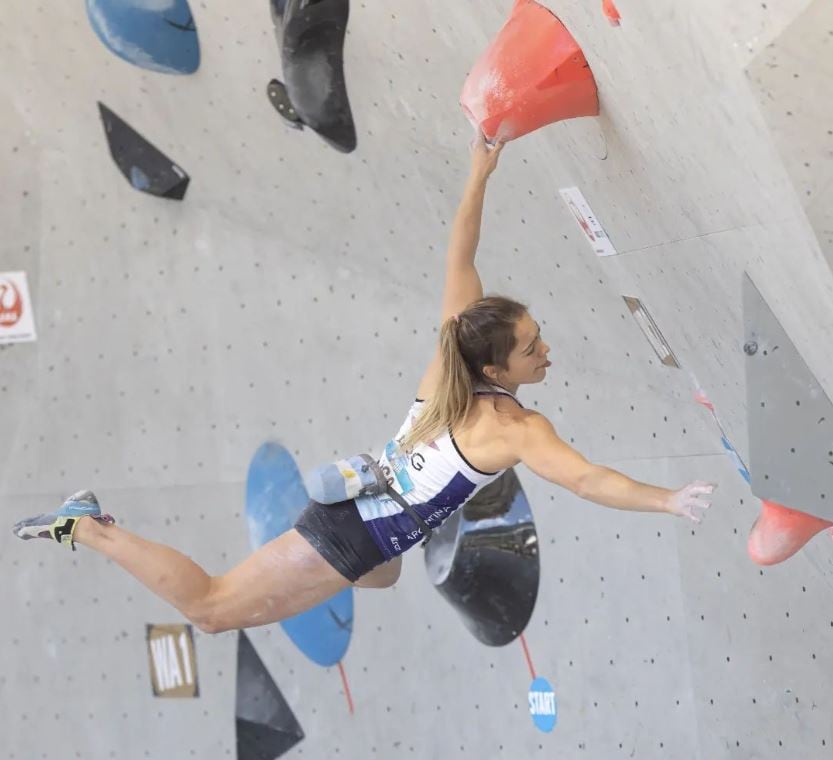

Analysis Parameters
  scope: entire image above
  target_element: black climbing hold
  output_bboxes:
[424,469,540,647]
[236,630,305,759]
[267,79,303,129]
[98,103,190,200]
[269,0,357,153]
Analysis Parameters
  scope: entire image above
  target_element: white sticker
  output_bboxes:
[0,271,37,344]
[559,187,617,257]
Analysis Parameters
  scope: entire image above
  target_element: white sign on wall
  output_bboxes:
[0,271,37,344]
[559,187,618,257]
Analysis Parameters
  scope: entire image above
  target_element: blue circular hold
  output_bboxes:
[528,677,558,733]
[245,441,354,667]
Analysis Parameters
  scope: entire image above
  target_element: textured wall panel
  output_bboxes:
[2,0,833,758]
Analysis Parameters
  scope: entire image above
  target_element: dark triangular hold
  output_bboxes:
[743,273,833,520]
[236,630,304,760]
[98,102,190,200]
[236,718,303,760]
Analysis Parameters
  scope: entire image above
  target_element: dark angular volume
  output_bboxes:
[236,630,305,759]
[98,103,190,200]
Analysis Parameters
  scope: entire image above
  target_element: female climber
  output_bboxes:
[13,131,715,633]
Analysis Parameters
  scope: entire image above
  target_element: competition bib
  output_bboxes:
[381,439,415,496]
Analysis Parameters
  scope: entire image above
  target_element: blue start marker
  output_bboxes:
[528,677,558,733]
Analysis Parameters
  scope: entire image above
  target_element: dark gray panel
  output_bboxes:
[743,273,833,519]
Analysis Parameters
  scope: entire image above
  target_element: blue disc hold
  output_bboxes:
[245,441,354,667]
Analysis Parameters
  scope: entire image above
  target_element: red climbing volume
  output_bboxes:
[461,0,599,142]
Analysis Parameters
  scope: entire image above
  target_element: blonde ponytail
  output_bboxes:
[399,295,528,452]
[401,316,473,451]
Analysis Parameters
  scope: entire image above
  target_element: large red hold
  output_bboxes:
[460,0,599,142]
[747,499,833,566]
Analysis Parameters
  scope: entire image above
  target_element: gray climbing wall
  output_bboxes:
[2,1,833,759]
[746,0,833,273]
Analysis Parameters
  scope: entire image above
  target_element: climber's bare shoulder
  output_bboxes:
[459,400,593,493]
[454,396,537,474]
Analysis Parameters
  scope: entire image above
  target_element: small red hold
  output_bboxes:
[602,0,621,26]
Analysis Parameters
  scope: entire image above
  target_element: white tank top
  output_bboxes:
[355,384,523,560]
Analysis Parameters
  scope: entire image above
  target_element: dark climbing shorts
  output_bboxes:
[293,499,386,583]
